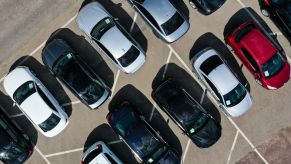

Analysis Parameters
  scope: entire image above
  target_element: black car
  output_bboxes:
[42,39,111,109]
[152,79,221,148]
[189,0,226,15]
[107,101,181,164]
[0,107,33,164]
[259,0,291,44]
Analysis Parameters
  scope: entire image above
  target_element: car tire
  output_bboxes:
[189,1,196,9]
[261,9,269,17]
[226,43,233,52]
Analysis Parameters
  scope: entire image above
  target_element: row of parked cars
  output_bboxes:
[1,0,291,163]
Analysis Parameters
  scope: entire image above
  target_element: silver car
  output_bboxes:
[191,48,253,117]
[128,0,190,43]
[76,2,145,74]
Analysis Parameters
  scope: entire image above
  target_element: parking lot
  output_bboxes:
[1,0,291,164]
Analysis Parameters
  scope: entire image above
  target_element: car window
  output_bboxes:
[202,74,223,102]
[241,48,260,72]
[118,45,140,67]
[35,85,57,113]
[0,138,25,163]
[13,81,36,105]
[115,111,138,137]
[104,153,117,164]
[38,113,61,132]
[235,24,255,42]
[200,55,223,75]
[261,52,285,78]
[161,12,184,35]
[135,4,162,32]
[90,17,115,40]
[223,84,247,107]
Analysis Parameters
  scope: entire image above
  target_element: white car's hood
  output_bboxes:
[226,92,253,117]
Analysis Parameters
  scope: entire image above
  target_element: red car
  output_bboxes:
[225,20,290,90]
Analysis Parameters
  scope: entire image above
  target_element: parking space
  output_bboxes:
[1,0,291,164]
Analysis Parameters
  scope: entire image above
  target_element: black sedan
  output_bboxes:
[107,101,181,164]
[152,79,221,148]
[259,0,291,44]
[0,107,33,164]
[42,39,111,109]
[189,0,226,15]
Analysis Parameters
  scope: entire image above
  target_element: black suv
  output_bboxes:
[0,107,33,163]
[258,0,291,44]
[152,79,221,148]
[107,101,181,164]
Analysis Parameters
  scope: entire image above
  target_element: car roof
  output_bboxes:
[142,0,177,25]
[207,64,239,95]
[4,67,35,97]
[239,28,277,64]
[99,26,133,59]
[77,2,108,35]
[20,92,53,124]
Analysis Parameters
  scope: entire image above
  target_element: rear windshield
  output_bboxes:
[200,55,222,75]
[161,12,184,35]
[118,45,140,67]
[235,24,255,42]
[223,84,247,107]
[91,17,115,40]
[13,81,36,105]
[38,113,61,132]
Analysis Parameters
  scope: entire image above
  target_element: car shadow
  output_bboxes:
[169,0,190,20]
[79,0,148,53]
[83,123,138,163]
[152,63,221,124]
[8,56,73,117]
[0,91,38,146]
[189,32,251,92]
[45,28,115,89]
[109,85,183,155]
[223,7,282,51]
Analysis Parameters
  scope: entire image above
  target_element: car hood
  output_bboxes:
[76,2,108,36]
[225,92,253,117]
[190,118,221,148]
[262,61,290,89]
[99,26,132,59]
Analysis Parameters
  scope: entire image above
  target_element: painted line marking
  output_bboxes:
[162,49,173,79]
[0,13,78,83]
[45,147,83,158]
[149,103,157,122]
[181,139,191,164]
[107,140,122,145]
[111,70,121,95]
[130,12,138,33]
[61,100,81,107]
[9,113,24,118]
[226,130,239,164]
[35,146,51,164]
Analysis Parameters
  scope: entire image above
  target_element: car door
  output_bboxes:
[201,74,223,103]
[240,48,261,80]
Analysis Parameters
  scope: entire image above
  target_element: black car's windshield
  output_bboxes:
[223,84,247,107]
[53,53,105,105]
[261,52,285,78]
[115,111,139,137]
[146,146,167,164]
[13,81,36,105]
[118,45,140,67]
[38,113,61,132]
[91,17,115,40]
[161,12,184,35]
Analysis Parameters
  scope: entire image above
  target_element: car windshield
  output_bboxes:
[38,113,61,132]
[115,111,139,137]
[261,52,285,78]
[53,53,105,105]
[91,17,115,40]
[161,12,184,35]
[13,81,36,105]
[200,55,223,75]
[0,141,26,163]
[223,84,247,107]
[117,45,140,67]
[146,146,167,164]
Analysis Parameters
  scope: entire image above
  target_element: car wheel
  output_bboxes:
[261,9,269,17]
[189,1,196,9]
[255,78,262,86]
[226,43,233,52]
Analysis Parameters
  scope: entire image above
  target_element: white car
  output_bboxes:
[191,48,253,117]
[82,141,123,164]
[76,1,145,74]
[3,66,69,137]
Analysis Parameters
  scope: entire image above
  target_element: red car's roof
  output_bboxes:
[240,28,277,64]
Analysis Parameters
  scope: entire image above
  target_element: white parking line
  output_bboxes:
[35,146,51,164]
[181,139,191,164]
[130,12,138,33]
[8,113,24,118]
[226,130,239,164]
[111,70,121,95]
[45,147,83,158]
